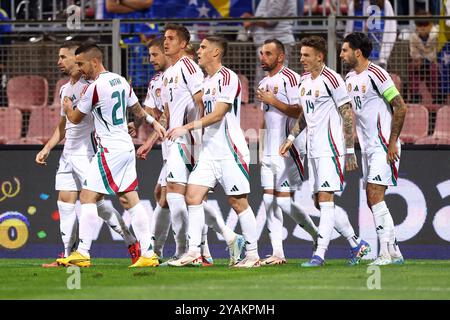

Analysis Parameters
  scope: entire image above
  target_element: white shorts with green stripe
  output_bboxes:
[261,154,305,192]
[165,142,195,185]
[188,157,250,196]
[308,155,345,193]
[361,151,400,189]
[83,148,138,195]
[55,153,93,191]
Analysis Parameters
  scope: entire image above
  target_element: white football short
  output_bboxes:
[166,142,196,185]
[361,150,400,189]
[188,156,251,196]
[157,161,167,187]
[83,148,138,195]
[308,155,345,193]
[261,153,305,192]
[55,152,92,191]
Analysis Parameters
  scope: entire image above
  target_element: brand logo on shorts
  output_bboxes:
[281,181,290,188]
[230,185,239,192]
[321,181,330,188]
[373,175,382,181]
[167,172,174,179]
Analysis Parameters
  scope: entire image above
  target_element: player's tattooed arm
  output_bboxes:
[339,102,358,172]
[131,102,146,129]
[387,94,408,163]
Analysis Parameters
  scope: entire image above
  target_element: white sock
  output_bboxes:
[151,204,171,257]
[187,204,204,256]
[263,194,284,258]
[315,202,336,260]
[96,199,136,246]
[201,225,211,257]
[385,207,403,258]
[371,201,391,257]
[203,201,237,245]
[334,209,360,248]
[238,206,259,257]
[276,196,319,239]
[128,202,153,258]
[78,203,98,257]
[166,192,188,257]
[57,201,77,257]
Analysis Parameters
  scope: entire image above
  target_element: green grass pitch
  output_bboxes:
[1,259,449,299]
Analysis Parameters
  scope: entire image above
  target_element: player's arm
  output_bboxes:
[256,88,301,118]
[338,102,358,171]
[63,96,86,124]
[130,102,166,139]
[193,90,205,118]
[279,104,307,157]
[167,101,230,141]
[35,116,66,165]
[387,93,408,163]
[136,104,169,160]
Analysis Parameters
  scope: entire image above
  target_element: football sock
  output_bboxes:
[371,201,390,257]
[166,192,188,257]
[96,199,136,246]
[276,196,319,239]
[334,209,360,248]
[201,225,211,257]
[151,204,171,257]
[57,201,77,257]
[78,203,98,257]
[203,200,237,245]
[263,194,284,258]
[238,206,259,257]
[187,204,204,256]
[128,202,153,258]
[386,213,403,258]
[315,202,336,260]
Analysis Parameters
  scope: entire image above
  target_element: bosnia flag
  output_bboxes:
[151,0,251,18]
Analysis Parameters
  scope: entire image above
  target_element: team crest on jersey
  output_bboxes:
[273,85,278,94]
[164,78,168,86]
[155,88,161,97]
[315,90,319,98]
[175,76,178,84]
[362,85,366,93]
[347,83,352,92]
[301,87,305,96]
[212,88,216,95]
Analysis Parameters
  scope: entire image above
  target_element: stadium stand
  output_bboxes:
[400,104,429,144]
[25,106,61,143]
[7,75,48,111]
[0,108,22,143]
[415,106,450,144]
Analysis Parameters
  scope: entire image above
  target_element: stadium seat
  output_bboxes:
[6,137,44,144]
[51,78,69,107]
[415,106,450,144]
[238,73,249,104]
[400,105,429,143]
[7,75,49,111]
[0,108,23,143]
[26,106,62,142]
[241,103,263,143]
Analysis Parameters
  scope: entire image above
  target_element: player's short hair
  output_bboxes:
[263,39,285,54]
[204,36,228,57]
[164,24,190,43]
[59,41,81,51]
[74,42,103,61]
[300,36,327,60]
[147,37,164,51]
[343,32,373,58]
[184,43,197,58]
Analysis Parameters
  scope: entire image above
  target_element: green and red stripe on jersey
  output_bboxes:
[327,121,344,188]
[377,114,398,185]
[224,121,249,181]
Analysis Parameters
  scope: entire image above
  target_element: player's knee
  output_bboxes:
[185,192,202,206]
[154,185,162,203]
[228,197,247,213]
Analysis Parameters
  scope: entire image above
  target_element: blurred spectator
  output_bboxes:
[345,0,397,69]
[437,0,450,104]
[0,7,11,107]
[239,0,297,92]
[408,11,439,103]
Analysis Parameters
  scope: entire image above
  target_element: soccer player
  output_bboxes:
[36,41,139,267]
[56,43,166,268]
[256,39,319,265]
[167,36,261,268]
[280,36,370,267]
[340,32,406,265]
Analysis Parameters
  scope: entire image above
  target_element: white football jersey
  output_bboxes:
[77,71,138,152]
[161,56,203,146]
[258,66,306,157]
[345,62,399,154]
[200,66,248,161]
[60,77,96,156]
[299,65,351,158]
[144,71,167,160]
